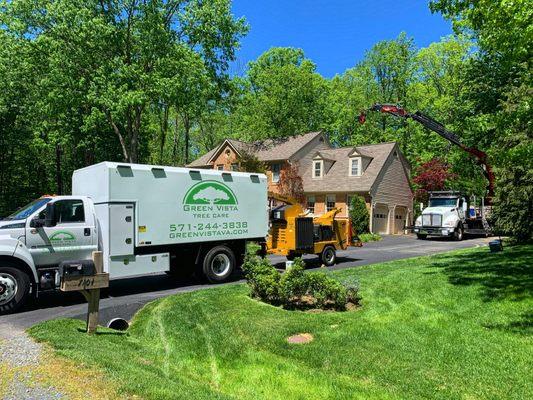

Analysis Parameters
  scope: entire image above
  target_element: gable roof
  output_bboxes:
[187,139,249,168]
[302,142,399,193]
[187,131,323,167]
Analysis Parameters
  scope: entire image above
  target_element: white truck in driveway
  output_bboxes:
[0,162,268,313]
[413,191,491,240]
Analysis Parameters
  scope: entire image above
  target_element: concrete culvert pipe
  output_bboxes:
[107,318,129,331]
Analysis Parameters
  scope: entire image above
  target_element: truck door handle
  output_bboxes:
[84,228,91,236]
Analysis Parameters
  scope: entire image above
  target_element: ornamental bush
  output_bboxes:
[349,195,370,234]
[242,256,359,311]
[241,255,280,304]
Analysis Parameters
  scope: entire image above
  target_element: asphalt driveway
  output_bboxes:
[0,235,491,337]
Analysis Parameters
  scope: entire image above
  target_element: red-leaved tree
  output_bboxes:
[412,158,457,203]
[278,162,305,203]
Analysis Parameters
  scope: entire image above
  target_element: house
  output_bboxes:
[188,132,413,235]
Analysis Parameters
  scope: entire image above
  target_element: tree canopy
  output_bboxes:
[0,1,530,240]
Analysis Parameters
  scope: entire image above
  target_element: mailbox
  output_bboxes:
[59,260,96,278]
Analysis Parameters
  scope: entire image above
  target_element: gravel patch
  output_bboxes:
[0,326,66,400]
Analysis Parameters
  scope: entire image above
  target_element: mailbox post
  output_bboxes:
[59,251,109,334]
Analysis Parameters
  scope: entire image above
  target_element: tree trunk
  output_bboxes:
[159,105,169,164]
[105,110,130,162]
[183,113,190,165]
[55,144,63,195]
[172,112,180,164]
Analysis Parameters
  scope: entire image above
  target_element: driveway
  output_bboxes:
[0,235,491,337]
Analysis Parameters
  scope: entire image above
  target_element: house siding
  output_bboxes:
[293,135,330,178]
[371,149,413,231]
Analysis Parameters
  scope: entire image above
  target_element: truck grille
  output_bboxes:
[422,214,442,227]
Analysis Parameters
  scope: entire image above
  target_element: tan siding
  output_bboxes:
[372,152,413,227]
[292,135,330,180]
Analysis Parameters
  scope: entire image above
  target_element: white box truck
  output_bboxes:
[0,162,268,313]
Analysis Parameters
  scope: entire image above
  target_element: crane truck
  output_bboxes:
[360,104,493,240]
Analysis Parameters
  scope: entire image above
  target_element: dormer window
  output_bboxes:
[313,160,323,178]
[350,157,361,176]
[271,163,281,183]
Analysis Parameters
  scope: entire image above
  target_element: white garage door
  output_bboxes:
[373,205,389,234]
[393,206,408,234]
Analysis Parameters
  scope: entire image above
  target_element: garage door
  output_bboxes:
[393,206,408,234]
[372,205,389,234]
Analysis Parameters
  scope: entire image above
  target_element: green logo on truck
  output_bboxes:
[49,231,75,242]
[183,181,238,205]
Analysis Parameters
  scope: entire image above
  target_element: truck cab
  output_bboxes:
[413,191,491,240]
[413,192,468,240]
[0,195,98,313]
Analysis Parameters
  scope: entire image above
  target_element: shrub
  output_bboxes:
[304,272,347,310]
[245,241,262,257]
[341,276,362,306]
[241,255,280,303]
[358,233,382,242]
[242,256,361,311]
[349,195,370,234]
[278,258,307,304]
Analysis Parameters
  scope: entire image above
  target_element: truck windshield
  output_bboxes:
[429,198,457,207]
[4,198,52,221]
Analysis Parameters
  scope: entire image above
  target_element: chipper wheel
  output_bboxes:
[320,246,336,267]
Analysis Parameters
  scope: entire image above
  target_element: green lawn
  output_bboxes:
[29,245,533,400]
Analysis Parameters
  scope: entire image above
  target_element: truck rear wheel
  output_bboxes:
[0,265,31,315]
[416,234,427,240]
[320,246,336,267]
[202,245,236,283]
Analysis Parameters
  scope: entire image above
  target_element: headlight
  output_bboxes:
[415,216,422,227]
[443,220,455,227]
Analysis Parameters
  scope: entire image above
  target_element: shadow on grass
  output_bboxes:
[271,256,362,270]
[431,245,533,335]
[432,245,533,303]
[483,312,533,336]
[76,327,127,336]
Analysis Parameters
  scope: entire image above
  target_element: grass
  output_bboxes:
[29,245,533,400]
[358,232,382,242]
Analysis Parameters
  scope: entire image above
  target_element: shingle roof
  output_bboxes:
[187,131,323,167]
[302,142,398,193]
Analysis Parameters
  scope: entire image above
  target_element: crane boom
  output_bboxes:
[360,104,495,199]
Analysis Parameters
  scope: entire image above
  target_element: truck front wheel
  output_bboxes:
[0,265,31,315]
[202,245,236,283]
[454,226,464,241]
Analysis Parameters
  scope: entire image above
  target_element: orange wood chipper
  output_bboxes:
[264,192,362,266]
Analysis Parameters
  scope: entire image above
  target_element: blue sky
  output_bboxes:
[230,0,453,77]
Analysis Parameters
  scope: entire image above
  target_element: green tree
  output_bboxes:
[0,0,247,214]
[349,196,370,234]
[430,0,533,241]
[325,33,418,153]
[231,47,329,140]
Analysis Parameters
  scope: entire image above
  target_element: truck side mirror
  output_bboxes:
[44,203,57,227]
[30,216,45,228]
